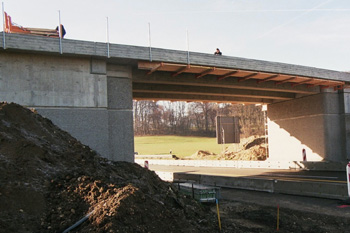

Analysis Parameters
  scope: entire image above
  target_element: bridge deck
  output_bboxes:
[1,33,350,104]
[1,33,350,83]
[138,61,345,89]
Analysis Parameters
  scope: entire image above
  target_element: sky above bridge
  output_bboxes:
[3,0,350,72]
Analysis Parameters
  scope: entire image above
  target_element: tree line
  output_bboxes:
[133,100,266,138]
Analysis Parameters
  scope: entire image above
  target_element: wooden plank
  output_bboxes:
[172,65,191,77]
[326,80,346,86]
[196,67,216,78]
[257,74,280,84]
[147,62,163,75]
[307,80,331,88]
[275,77,297,85]
[138,61,158,70]
[217,70,240,81]
[334,85,344,91]
[25,28,57,33]
[238,72,259,82]
[291,78,314,87]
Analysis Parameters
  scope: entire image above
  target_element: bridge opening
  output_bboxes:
[133,60,350,165]
[133,100,268,161]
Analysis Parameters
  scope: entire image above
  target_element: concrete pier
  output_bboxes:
[268,91,346,162]
[0,51,134,162]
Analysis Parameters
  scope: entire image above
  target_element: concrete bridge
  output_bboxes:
[1,33,350,164]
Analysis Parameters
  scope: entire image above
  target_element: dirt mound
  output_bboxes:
[221,144,267,161]
[219,136,268,161]
[0,102,218,233]
[188,136,267,161]
[244,137,266,150]
[190,150,217,159]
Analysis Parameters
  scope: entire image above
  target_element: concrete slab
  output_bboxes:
[146,163,349,199]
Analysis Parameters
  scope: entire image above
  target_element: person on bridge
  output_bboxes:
[214,48,222,55]
[56,25,66,38]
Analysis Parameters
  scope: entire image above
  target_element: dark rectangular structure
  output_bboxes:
[216,116,240,144]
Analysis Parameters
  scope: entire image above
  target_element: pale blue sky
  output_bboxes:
[3,0,350,71]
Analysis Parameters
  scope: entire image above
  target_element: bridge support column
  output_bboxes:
[0,52,134,162]
[106,64,134,162]
[339,89,350,161]
[267,90,346,162]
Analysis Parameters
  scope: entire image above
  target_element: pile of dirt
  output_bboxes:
[190,150,217,159]
[219,136,268,161]
[216,200,350,233]
[188,136,268,161]
[0,102,218,233]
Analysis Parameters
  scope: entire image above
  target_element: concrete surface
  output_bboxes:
[36,107,110,158]
[135,158,347,171]
[220,188,350,218]
[0,50,134,162]
[146,164,349,199]
[0,53,107,108]
[268,92,346,162]
[107,110,134,162]
[340,89,350,161]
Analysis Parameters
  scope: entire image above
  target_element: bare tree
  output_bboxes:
[133,100,264,138]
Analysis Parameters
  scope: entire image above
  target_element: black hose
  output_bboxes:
[62,210,94,233]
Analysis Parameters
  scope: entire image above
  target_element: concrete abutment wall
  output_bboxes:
[0,52,134,162]
[268,91,348,162]
[340,89,350,161]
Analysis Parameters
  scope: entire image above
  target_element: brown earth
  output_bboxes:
[0,103,218,233]
[190,136,268,161]
[219,136,268,161]
[190,150,217,159]
[217,188,350,233]
[1,102,350,233]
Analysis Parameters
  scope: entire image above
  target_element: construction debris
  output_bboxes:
[4,12,62,38]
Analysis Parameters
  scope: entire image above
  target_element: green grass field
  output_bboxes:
[134,135,224,158]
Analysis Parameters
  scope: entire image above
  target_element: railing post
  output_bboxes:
[106,17,110,58]
[58,10,62,54]
[148,22,152,62]
[2,2,6,49]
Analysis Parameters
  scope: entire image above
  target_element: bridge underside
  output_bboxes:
[134,61,345,104]
[133,61,350,163]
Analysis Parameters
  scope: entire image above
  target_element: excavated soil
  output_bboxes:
[215,199,350,233]
[1,102,350,233]
[219,136,268,161]
[189,136,268,161]
[0,103,218,233]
